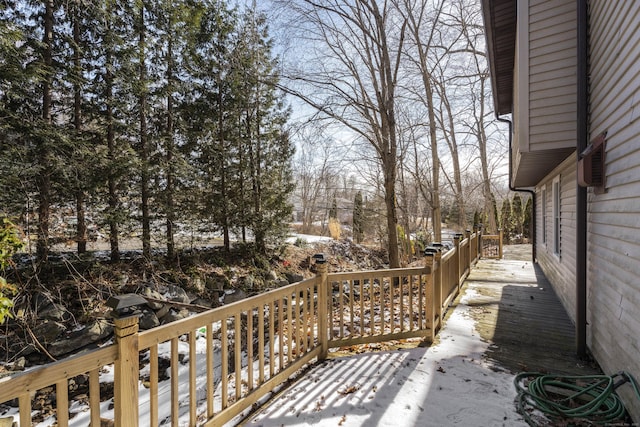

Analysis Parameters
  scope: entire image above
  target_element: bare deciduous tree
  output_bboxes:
[292,128,338,233]
[277,0,406,267]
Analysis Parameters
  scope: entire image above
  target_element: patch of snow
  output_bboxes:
[243,289,528,427]
[286,234,333,244]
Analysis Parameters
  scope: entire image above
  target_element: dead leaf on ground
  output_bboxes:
[338,384,360,395]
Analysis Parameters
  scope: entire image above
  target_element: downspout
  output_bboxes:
[497,116,536,263]
[576,0,588,359]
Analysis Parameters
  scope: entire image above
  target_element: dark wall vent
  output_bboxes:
[578,132,606,193]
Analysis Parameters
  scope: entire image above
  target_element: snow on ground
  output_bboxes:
[243,289,528,427]
[286,234,334,244]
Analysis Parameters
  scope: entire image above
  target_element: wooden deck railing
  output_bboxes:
[481,229,503,259]
[0,230,484,427]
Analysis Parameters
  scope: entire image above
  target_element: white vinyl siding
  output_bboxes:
[536,155,577,315]
[587,1,640,421]
[528,0,577,150]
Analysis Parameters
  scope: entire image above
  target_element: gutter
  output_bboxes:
[576,0,588,359]
[497,116,536,263]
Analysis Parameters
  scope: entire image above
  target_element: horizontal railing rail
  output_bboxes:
[327,266,432,348]
[0,230,484,427]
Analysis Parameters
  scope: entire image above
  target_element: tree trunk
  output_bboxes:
[106,5,120,262]
[218,84,230,252]
[73,1,87,254]
[477,76,497,234]
[138,2,151,258]
[165,33,175,259]
[383,154,400,268]
[426,78,442,242]
[37,0,54,262]
[440,84,466,229]
[401,0,444,243]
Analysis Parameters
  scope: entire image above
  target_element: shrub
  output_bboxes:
[0,218,23,324]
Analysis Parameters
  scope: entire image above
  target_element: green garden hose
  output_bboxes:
[514,371,640,426]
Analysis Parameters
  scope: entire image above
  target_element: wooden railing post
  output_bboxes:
[454,233,463,290]
[499,228,504,259]
[424,249,436,342]
[435,247,443,333]
[108,294,147,427]
[426,246,443,334]
[315,255,329,360]
[113,315,140,427]
[465,229,472,269]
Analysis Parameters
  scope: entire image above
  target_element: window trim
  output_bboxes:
[541,186,547,245]
[552,176,561,257]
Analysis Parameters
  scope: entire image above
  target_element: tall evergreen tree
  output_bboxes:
[238,5,293,253]
[92,0,138,261]
[511,193,524,240]
[151,0,197,259]
[500,197,512,241]
[136,0,152,258]
[184,1,238,251]
[0,2,70,260]
[523,196,532,239]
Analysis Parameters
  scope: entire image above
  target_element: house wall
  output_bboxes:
[586,1,640,420]
[528,0,577,150]
[535,154,577,318]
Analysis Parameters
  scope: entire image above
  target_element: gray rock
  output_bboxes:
[39,303,70,322]
[186,290,199,304]
[224,289,247,304]
[139,309,160,330]
[267,270,279,281]
[154,304,170,320]
[48,319,113,357]
[32,321,66,344]
[161,308,189,324]
[285,273,304,284]
[163,284,191,304]
[11,343,36,358]
[241,275,255,289]
[206,275,228,290]
[188,276,205,292]
[142,287,165,310]
[32,292,53,310]
[7,357,26,372]
[191,298,212,308]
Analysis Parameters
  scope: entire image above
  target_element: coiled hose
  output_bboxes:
[515,371,640,426]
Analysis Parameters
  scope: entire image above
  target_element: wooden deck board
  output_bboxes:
[459,245,601,376]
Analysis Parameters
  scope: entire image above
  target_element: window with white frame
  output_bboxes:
[552,176,561,256]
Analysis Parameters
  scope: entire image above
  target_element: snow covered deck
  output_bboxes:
[242,245,600,426]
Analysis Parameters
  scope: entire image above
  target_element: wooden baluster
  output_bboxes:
[56,379,69,427]
[189,330,196,426]
[258,305,265,384]
[170,337,179,427]
[206,325,214,418]
[235,313,242,401]
[150,344,159,426]
[89,368,101,427]
[248,309,254,390]
[221,320,228,409]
